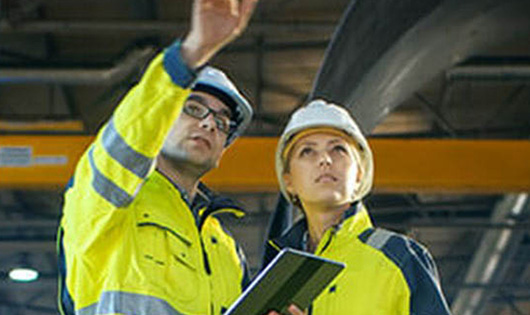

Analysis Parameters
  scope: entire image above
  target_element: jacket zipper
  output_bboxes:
[199,208,236,314]
[198,207,244,276]
[308,228,336,314]
[200,238,212,275]
[316,228,336,255]
[197,209,219,276]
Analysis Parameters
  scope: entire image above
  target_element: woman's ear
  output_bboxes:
[283,172,294,195]
[356,165,363,183]
[352,166,363,199]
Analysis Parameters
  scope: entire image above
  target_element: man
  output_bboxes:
[57,0,260,314]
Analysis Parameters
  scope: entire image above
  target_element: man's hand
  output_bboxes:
[266,304,307,315]
[182,0,259,68]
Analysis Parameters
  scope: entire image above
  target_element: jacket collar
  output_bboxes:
[271,202,373,250]
[154,169,245,226]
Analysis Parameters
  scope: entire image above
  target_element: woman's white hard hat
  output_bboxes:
[276,99,374,203]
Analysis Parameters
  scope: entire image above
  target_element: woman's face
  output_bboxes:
[283,132,360,209]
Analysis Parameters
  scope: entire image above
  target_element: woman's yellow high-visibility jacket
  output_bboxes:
[263,203,451,314]
[58,42,248,315]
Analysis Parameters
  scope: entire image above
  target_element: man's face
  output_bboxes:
[161,91,231,174]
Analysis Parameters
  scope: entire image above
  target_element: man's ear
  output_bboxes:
[214,147,229,168]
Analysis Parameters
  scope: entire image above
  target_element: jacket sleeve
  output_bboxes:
[363,228,451,315]
[406,238,452,315]
[66,41,196,211]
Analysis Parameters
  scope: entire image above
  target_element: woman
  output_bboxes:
[263,100,451,314]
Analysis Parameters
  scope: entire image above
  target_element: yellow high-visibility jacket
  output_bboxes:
[58,41,248,315]
[264,203,451,314]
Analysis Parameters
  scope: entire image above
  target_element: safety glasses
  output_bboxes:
[183,99,235,134]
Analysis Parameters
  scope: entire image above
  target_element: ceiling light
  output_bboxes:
[8,268,39,282]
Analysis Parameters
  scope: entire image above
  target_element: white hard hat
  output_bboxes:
[193,66,253,145]
[276,99,374,203]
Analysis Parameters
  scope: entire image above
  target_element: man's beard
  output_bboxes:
[160,143,214,178]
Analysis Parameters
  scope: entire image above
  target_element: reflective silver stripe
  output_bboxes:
[88,146,134,208]
[76,291,184,315]
[102,118,153,178]
[366,229,394,250]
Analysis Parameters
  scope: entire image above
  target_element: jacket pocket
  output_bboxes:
[136,222,200,303]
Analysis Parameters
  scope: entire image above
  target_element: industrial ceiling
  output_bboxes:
[0,0,529,314]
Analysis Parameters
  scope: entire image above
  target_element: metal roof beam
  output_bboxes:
[447,65,530,82]
[0,48,154,85]
[0,240,55,252]
[1,136,529,192]
[451,194,530,315]
[0,20,336,36]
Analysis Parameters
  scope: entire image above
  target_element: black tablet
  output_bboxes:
[225,248,345,315]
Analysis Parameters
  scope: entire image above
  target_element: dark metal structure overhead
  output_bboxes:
[0,0,528,314]
[312,0,530,133]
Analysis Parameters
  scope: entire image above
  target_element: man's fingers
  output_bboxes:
[263,304,305,315]
[229,0,239,16]
[287,304,306,315]
[199,0,236,15]
[237,0,259,30]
